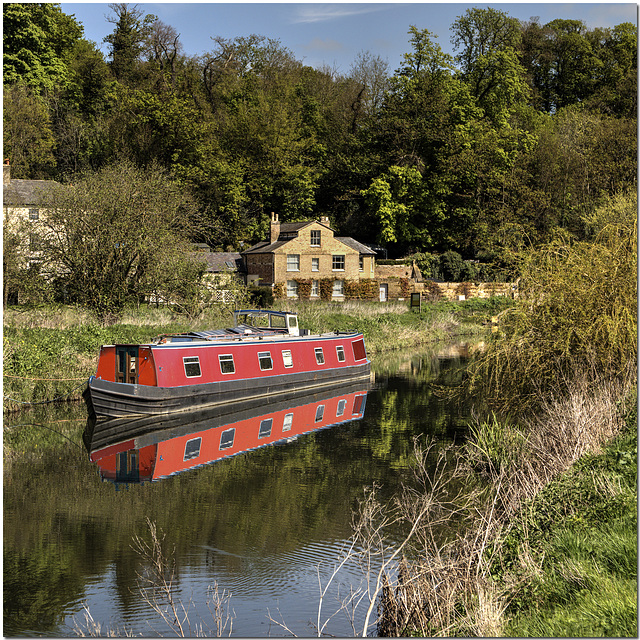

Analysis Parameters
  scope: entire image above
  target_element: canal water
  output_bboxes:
[4,342,476,637]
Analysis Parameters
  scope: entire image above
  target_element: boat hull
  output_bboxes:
[85,361,371,418]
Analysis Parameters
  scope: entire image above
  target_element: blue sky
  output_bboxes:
[60,3,638,74]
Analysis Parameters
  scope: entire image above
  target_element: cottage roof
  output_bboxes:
[336,237,377,255]
[198,252,246,273]
[3,178,58,207]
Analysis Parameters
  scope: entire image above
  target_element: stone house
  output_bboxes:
[242,213,377,300]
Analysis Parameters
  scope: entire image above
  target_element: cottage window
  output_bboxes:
[337,399,347,417]
[311,280,319,297]
[310,230,321,246]
[258,419,273,439]
[28,208,39,221]
[315,405,325,422]
[287,254,300,271]
[315,347,325,365]
[311,257,319,272]
[336,345,346,362]
[359,256,364,271]
[258,351,273,370]
[282,413,293,432]
[287,280,298,297]
[220,428,235,449]
[282,350,293,368]
[183,356,202,378]
[219,354,235,374]
[333,280,344,297]
[332,255,345,271]
[184,438,202,461]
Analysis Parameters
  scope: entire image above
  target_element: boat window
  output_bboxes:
[184,438,202,461]
[219,354,235,374]
[282,413,293,432]
[315,405,325,422]
[336,345,346,362]
[282,350,293,368]
[220,428,235,450]
[352,339,367,362]
[337,399,346,417]
[258,351,273,370]
[183,356,202,377]
[258,419,273,439]
[353,394,367,415]
[315,347,325,365]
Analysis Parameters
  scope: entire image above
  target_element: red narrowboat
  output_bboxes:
[84,381,370,485]
[85,310,371,419]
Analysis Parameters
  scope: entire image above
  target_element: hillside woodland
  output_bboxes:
[3,3,637,309]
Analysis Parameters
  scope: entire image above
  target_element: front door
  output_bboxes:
[379,283,388,302]
[116,346,139,384]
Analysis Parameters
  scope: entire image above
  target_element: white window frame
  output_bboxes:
[286,280,298,298]
[258,351,273,370]
[337,399,347,417]
[282,350,293,368]
[287,254,300,271]
[310,230,321,246]
[183,356,202,378]
[220,428,235,449]
[332,254,345,271]
[258,418,273,439]
[218,353,235,374]
[311,257,320,272]
[311,280,319,297]
[336,345,346,362]
[332,279,344,297]
[315,347,325,365]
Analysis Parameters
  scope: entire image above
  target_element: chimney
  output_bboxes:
[320,215,330,225]
[3,160,10,185]
[270,212,280,243]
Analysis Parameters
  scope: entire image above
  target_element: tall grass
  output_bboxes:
[467,191,637,413]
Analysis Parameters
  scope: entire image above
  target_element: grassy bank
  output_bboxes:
[2,297,509,412]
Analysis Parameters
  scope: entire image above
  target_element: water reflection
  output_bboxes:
[84,381,370,487]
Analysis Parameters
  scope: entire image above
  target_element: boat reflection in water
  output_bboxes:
[84,381,370,487]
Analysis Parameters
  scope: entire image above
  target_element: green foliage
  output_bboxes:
[39,160,202,318]
[494,400,637,637]
[467,191,637,412]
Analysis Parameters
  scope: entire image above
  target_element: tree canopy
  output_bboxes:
[3,4,636,271]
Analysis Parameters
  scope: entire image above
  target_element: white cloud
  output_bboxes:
[290,3,388,24]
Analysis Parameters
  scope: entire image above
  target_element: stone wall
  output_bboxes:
[414,281,516,301]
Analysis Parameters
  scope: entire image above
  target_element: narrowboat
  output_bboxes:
[84,381,370,485]
[85,309,371,419]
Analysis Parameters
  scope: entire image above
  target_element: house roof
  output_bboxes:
[198,252,246,273]
[336,237,377,255]
[3,179,58,207]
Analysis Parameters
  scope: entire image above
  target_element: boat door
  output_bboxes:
[116,346,139,384]
[379,283,388,302]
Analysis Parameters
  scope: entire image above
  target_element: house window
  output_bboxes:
[336,345,346,362]
[287,280,298,298]
[310,230,321,246]
[183,356,201,378]
[359,256,364,271]
[315,347,325,365]
[333,280,344,297]
[332,255,345,271]
[282,413,293,432]
[28,208,39,221]
[315,405,325,422]
[311,257,319,272]
[184,438,202,461]
[220,428,235,449]
[258,419,273,439]
[258,351,273,370]
[311,280,319,297]
[337,399,347,417]
[287,254,300,271]
[219,354,235,374]
[282,350,293,368]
